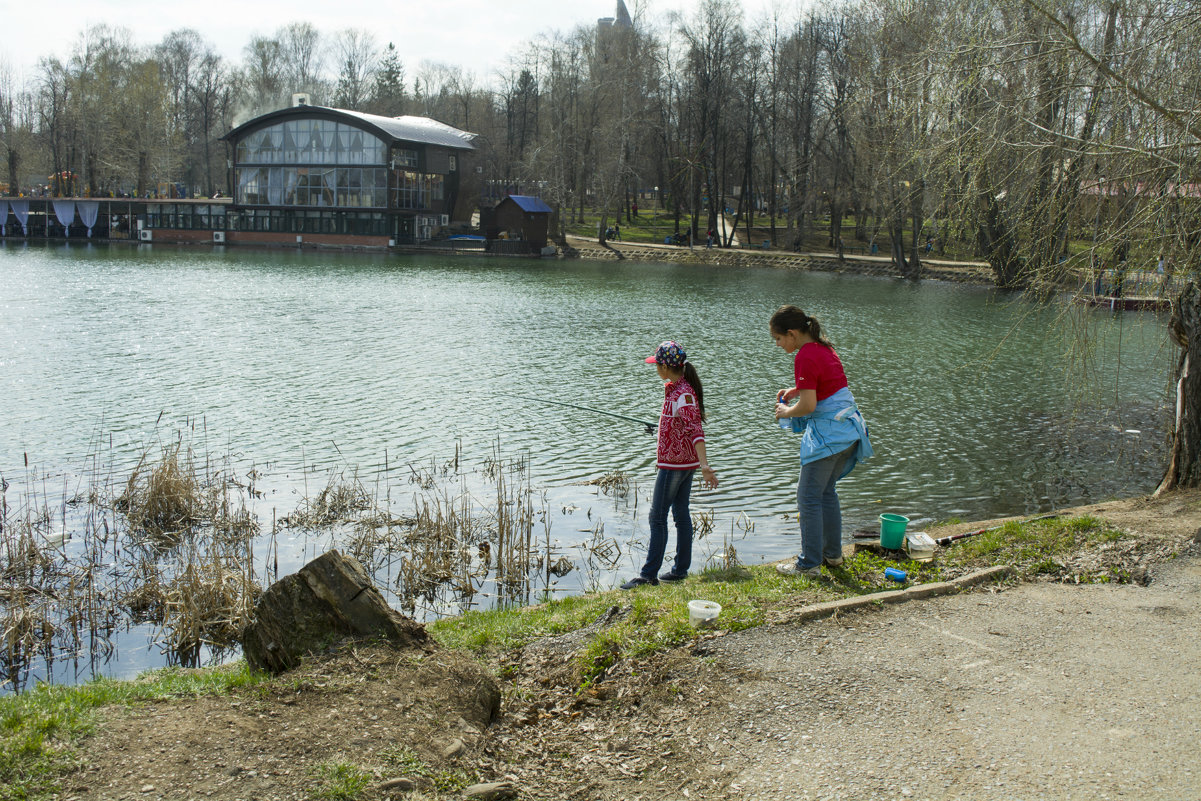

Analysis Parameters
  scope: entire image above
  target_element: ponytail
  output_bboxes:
[681,362,706,421]
[770,304,832,348]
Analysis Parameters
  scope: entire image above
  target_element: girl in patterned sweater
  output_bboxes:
[621,341,719,589]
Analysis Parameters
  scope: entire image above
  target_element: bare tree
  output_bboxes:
[278,22,326,101]
[0,61,33,195]
[332,29,378,109]
[242,36,284,115]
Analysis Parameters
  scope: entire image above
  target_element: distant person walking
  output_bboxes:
[770,305,873,578]
[621,341,718,589]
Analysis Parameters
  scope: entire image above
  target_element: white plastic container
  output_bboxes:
[687,599,721,628]
[906,532,936,561]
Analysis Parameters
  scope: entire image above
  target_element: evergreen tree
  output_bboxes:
[371,43,405,116]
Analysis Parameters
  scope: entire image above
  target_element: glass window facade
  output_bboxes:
[236,167,388,208]
[393,170,444,210]
[235,120,386,165]
[234,118,389,209]
[228,208,390,236]
[146,203,228,230]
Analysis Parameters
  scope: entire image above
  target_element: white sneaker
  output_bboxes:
[823,557,844,568]
[776,562,821,577]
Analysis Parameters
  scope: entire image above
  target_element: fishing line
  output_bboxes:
[496,392,657,433]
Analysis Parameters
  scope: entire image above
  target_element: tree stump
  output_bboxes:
[241,549,429,673]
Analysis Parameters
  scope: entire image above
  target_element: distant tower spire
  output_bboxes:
[614,0,632,27]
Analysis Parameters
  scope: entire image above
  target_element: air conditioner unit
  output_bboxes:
[139,229,153,242]
[292,93,311,107]
[440,215,449,226]
[212,231,226,243]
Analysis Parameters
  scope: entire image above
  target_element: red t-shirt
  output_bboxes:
[657,378,705,469]
[794,342,847,401]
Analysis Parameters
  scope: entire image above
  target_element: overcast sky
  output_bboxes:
[4,0,796,86]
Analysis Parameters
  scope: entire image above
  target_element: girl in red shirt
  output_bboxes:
[621,341,718,589]
[771,304,866,578]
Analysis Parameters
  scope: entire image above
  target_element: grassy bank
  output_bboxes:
[429,515,1120,684]
[0,515,1124,800]
[0,664,268,801]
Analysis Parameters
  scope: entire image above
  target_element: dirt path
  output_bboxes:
[693,551,1201,800]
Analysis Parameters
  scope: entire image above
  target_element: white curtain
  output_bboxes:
[267,168,284,205]
[0,200,7,235]
[322,169,337,207]
[10,199,30,234]
[77,201,100,237]
[237,169,254,203]
[292,124,311,157]
[53,200,77,233]
[285,169,299,205]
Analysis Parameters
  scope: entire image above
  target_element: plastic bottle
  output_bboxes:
[777,392,792,431]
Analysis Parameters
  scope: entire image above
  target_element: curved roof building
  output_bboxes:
[214,104,477,247]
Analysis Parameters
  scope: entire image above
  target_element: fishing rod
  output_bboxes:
[935,513,1060,547]
[497,392,658,433]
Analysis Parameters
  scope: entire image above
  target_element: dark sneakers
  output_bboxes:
[658,572,687,583]
[620,576,659,590]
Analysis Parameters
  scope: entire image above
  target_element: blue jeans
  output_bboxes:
[795,444,858,570]
[640,468,695,578]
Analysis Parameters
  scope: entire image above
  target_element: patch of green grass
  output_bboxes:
[432,516,1122,692]
[0,663,268,801]
[377,746,473,794]
[430,554,936,689]
[379,745,429,776]
[941,515,1119,571]
[561,210,684,244]
[308,761,373,800]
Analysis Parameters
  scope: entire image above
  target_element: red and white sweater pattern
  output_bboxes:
[656,378,705,470]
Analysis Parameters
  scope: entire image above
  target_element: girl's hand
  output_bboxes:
[700,464,718,489]
[775,401,792,419]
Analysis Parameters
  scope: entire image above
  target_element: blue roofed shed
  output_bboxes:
[486,194,553,249]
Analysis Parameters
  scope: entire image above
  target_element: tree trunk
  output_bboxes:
[7,148,18,197]
[1157,281,1201,493]
[908,178,924,279]
[137,151,150,197]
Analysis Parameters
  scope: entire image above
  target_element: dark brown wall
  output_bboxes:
[491,201,549,248]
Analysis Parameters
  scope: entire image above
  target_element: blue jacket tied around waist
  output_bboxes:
[780,387,874,478]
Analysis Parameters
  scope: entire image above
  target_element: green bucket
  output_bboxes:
[879,513,909,550]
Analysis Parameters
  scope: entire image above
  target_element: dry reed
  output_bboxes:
[1,432,673,689]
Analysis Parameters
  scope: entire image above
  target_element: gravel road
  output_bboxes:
[691,550,1201,801]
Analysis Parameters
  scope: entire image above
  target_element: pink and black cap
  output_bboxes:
[645,340,687,367]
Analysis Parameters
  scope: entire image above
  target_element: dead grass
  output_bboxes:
[117,446,202,537]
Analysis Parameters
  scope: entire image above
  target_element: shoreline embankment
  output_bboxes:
[560,235,997,284]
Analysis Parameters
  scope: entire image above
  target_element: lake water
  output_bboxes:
[0,242,1176,687]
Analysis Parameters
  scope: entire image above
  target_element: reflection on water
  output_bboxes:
[0,242,1175,688]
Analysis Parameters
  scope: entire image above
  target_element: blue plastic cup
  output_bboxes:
[884,567,908,583]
